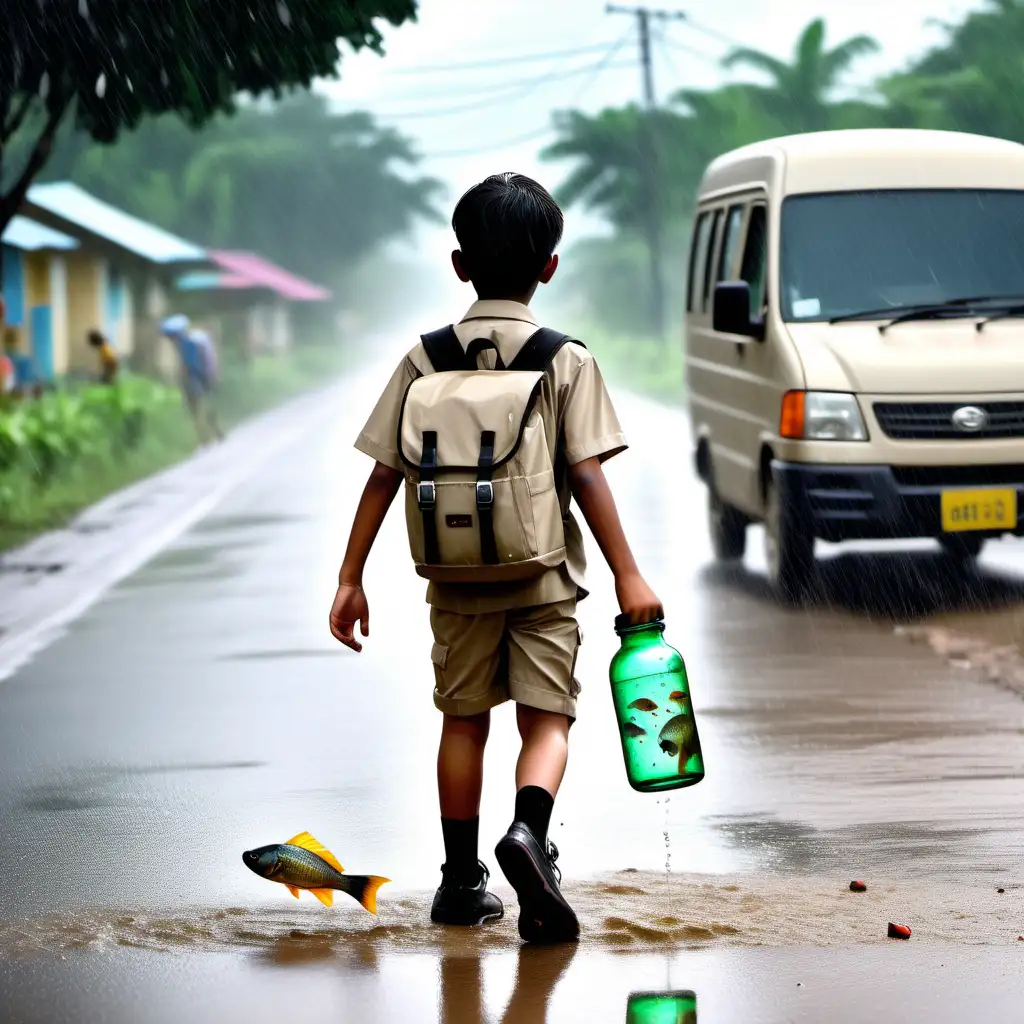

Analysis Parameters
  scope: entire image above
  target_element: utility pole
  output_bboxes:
[607,5,686,344]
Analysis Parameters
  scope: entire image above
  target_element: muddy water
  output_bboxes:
[2,380,1024,1022]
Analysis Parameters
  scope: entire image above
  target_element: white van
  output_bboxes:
[685,129,1024,598]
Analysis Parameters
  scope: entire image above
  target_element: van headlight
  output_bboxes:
[780,391,868,441]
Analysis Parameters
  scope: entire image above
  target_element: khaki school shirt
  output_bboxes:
[355,299,627,613]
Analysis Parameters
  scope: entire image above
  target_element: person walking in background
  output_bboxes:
[87,330,119,385]
[160,314,224,445]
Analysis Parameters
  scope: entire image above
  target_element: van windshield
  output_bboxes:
[780,189,1024,322]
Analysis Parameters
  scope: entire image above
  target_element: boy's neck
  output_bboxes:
[473,285,538,307]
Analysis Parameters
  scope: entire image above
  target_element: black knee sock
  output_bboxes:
[440,817,480,882]
[514,785,555,845]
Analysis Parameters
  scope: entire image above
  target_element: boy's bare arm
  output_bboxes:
[569,456,663,624]
[329,461,403,652]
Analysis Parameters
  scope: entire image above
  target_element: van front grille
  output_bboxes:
[891,465,1024,488]
[874,402,1024,440]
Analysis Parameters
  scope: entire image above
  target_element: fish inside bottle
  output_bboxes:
[612,668,705,793]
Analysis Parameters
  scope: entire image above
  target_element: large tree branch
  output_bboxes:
[3,92,36,142]
[0,96,69,230]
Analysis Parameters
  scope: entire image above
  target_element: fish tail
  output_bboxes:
[342,874,391,915]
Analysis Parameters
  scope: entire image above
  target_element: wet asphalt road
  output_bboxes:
[1,357,1024,1022]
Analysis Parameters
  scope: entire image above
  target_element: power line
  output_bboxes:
[683,17,747,50]
[384,41,624,75]
[420,126,556,160]
[660,34,724,64]
[371,60,636,121]
[418,33,634,158]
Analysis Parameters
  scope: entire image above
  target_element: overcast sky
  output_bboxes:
[319,0,983,309]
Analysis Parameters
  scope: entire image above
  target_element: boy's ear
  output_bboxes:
[451,250,472,283]
[539,254,559,285]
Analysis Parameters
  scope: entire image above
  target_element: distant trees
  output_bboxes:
[25,93,441,291]
[0,0,417,234]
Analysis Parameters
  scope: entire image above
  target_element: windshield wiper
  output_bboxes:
[975,304,1024,332]
[828,295,1024,331]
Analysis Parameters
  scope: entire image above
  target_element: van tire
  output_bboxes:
[764,476,814,602]
[708,484,747,560]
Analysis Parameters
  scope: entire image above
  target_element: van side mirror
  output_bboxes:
[712,281,765,341]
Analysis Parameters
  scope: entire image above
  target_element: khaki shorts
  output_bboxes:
[430,599,582,719]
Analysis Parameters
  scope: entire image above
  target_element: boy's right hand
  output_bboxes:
[329,584,369,653]
[615,572,664,626]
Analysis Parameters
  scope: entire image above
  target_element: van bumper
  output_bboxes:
[772,461,1024,542]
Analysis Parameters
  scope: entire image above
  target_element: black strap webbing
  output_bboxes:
[476,430,498,565]
[465,337,506,369]
[507,328,583,372]
[418,430,440,565]
[421,326,467,373]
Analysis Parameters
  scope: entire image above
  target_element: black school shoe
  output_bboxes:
[495,823,580,944]
[431,860,504,926]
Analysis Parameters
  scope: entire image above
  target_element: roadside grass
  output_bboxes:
[0,343,347,552]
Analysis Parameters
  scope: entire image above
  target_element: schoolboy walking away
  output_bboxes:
[329,173,662,944]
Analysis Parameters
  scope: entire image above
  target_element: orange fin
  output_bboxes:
[285,884,301,899]
[310,888,334,908]
[348,875,391,916]
[284,831,344,873]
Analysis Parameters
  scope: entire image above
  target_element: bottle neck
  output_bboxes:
[617,625,666,649]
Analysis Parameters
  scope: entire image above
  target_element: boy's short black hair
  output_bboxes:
[452,173,564,297]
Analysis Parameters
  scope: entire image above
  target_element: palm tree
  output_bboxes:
[722,18,879,134]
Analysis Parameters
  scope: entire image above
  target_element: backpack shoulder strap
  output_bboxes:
[420,325,468,373]
[507,328,585,373]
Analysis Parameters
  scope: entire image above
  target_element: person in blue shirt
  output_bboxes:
[160,314,224,444]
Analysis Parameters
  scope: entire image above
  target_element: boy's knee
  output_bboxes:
[516,703,570,736]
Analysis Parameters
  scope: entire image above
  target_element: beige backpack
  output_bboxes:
[398,326,581,582]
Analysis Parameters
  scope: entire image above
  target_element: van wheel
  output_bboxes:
[764,476,815,601]
[708,484,747,560]
[939,534,984,563]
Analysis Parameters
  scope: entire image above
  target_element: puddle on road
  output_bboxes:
[0,872,1017,960]
[221,648,340,662]
[194,513,308,534]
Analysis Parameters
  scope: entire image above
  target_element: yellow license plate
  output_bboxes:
[940,488,1017,532]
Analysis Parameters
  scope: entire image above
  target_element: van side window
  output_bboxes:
[740,204,768,315]
[686,212,712,312]
[717,205,745,284]
[701,209,724,312]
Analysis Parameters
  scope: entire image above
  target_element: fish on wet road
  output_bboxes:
[628,698,658,712]
[622,722,647,738]
[243,831,389,913]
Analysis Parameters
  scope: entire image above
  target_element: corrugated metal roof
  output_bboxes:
[26,182,206,264]
[1,215,78,252]
[210,250,331,301]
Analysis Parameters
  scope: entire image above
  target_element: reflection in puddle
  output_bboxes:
[627,989,697,1024]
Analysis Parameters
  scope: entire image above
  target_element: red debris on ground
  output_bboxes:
[888,923,912,940]
[849,880,867,892]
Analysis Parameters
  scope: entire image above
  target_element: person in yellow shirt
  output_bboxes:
[87,330,119,385]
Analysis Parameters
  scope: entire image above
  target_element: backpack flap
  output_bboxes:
[398,369,566,582]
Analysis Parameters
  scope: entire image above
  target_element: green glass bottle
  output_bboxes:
[626,990,697,1024]
[610,615,704,793]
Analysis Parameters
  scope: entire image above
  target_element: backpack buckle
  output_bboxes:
[417,481,436,509]
[476,481,494,508]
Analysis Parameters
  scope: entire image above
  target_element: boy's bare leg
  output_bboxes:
[514,705,569,795]
[437,710,490,819]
